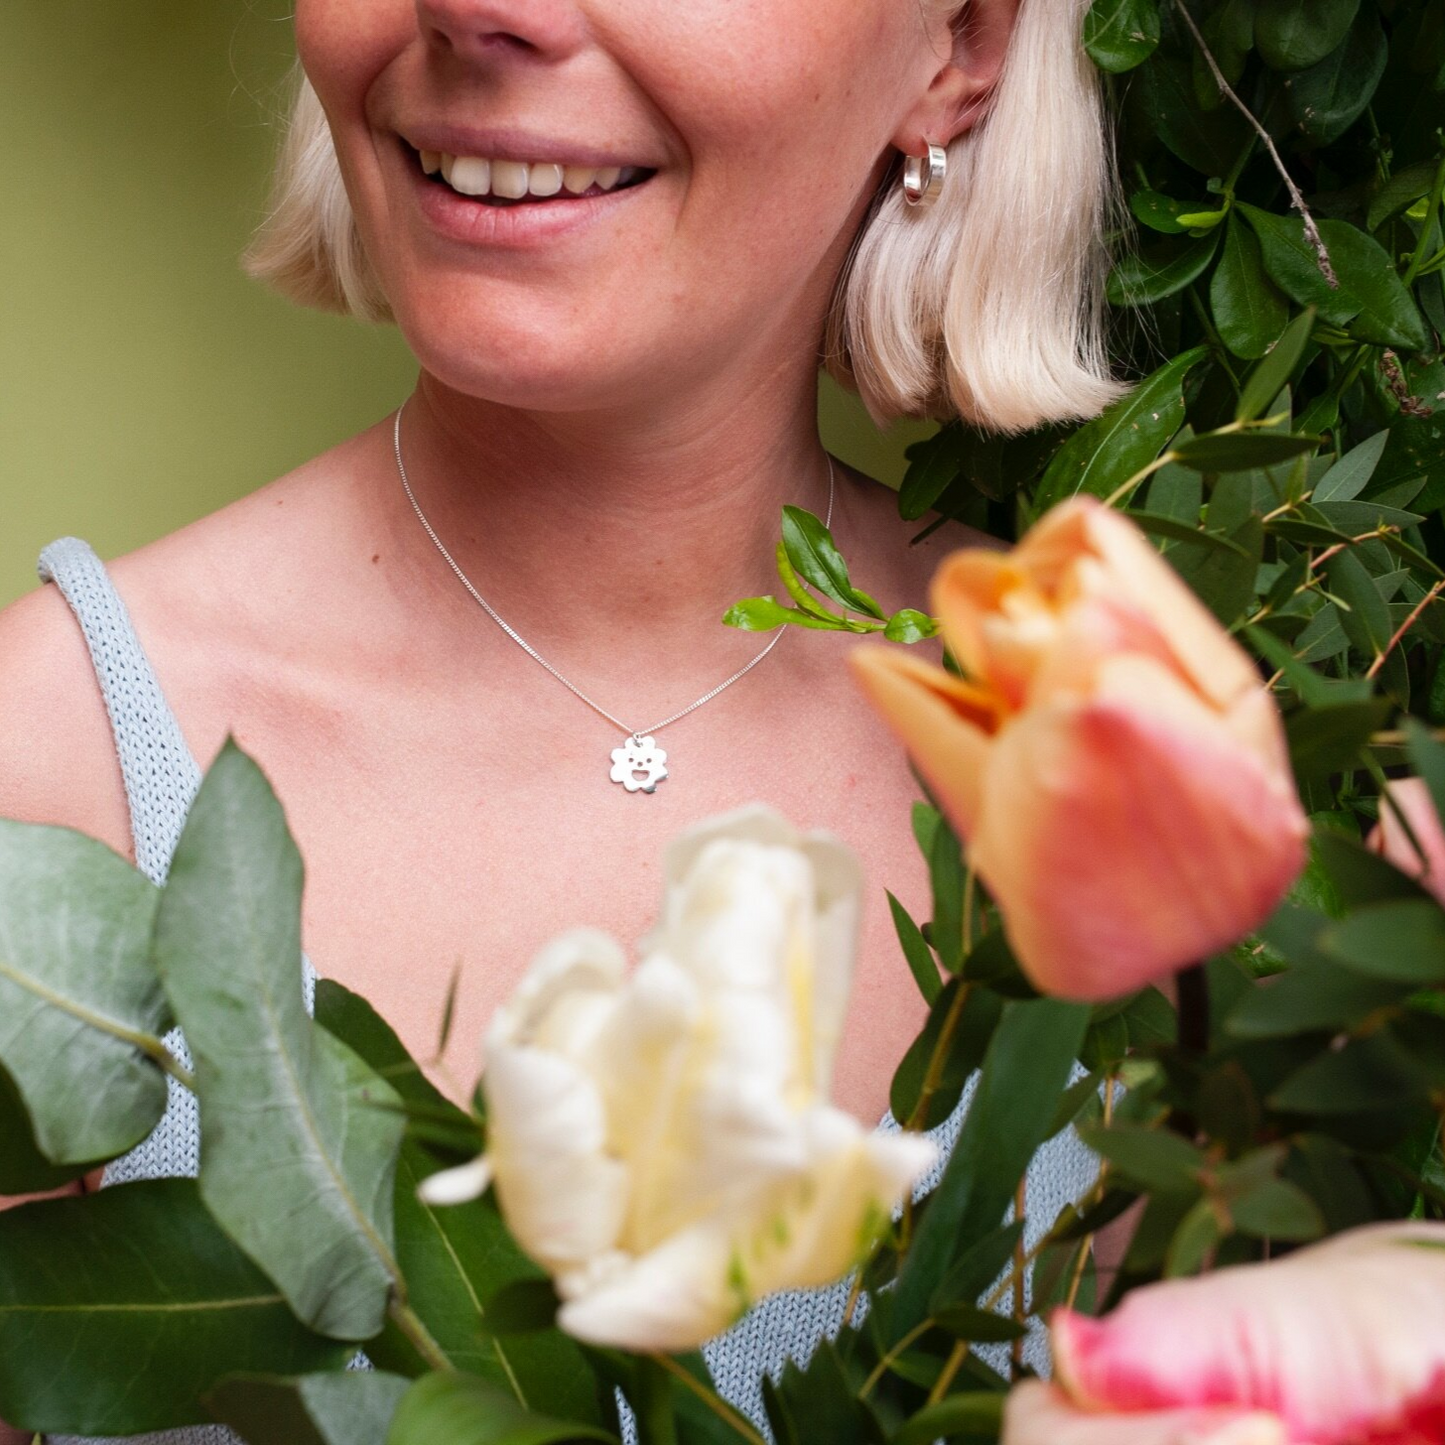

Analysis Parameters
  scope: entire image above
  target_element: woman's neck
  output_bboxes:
[381,366,837,664]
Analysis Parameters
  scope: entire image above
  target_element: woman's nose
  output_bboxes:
[414,0,588,63]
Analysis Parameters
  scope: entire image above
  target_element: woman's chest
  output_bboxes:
[228,667,938,1124]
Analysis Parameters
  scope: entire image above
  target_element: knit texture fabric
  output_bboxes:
[37,536,1100,1444]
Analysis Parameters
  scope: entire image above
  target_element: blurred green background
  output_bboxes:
[0,1,927,609]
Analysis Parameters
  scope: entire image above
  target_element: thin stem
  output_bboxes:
[648,1355,767,1445]
[1365,579,1445,679]
[387,1295,453,1372]
[1402,154,1445,288]
[1177,964,1211,1055]
[905,982,972,1133]
[1173,0,1336,287]
[1010,1178,1027,1379]
[1104,451,1181,510]
[928,1341,969,1406]
[860,1318,936,1399]
[841,1270,865,1330]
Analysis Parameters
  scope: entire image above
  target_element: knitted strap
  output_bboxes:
[37,537,202,886]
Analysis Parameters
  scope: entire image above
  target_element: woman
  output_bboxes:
[0,0,1119,1435]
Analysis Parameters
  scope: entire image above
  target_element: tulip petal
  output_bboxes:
[849,644,1000,839]
[1369,777,1445,906]
[1051,1222,1445,1445]
[485,1044,630,1273]
[415,1153,493,1207]
[1002,1381,1287,1445]
[653,807,864,1096]
[972,656,1306,999]
[1034,499,1261,709]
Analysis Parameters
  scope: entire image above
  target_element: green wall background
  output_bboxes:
[0,3,928,609]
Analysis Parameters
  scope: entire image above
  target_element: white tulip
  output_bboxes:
[418,805,937,1353]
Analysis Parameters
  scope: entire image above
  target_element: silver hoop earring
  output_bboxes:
[901,143,947,207]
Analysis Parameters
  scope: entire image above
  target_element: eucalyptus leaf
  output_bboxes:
[1173,430,1319,472]
[0,818,167,1167]
[154,742,407,1341]
[891,1394,1004,1445]
[206,1372,412,1445]
[314,981,604,1424]
[1078,1124,1207,1193]
[887,890,943,1006]
[0,1179,350,1435]
[1324,549,1394,658]
[898,428,962,520]
[1236,308,1315,423]
[1034,347,1206,509]
[386,1372,618,1445]
[1313,432,1389,502]
[1228,1178,1325,1240]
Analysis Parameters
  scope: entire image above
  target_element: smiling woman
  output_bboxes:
[0,0,1119,1438]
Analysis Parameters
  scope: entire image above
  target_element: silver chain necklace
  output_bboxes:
[392,402,835,795]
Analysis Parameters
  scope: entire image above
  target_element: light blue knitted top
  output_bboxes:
[37,535,1098,1445]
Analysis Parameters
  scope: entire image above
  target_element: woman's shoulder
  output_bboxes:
[0,428,373,852]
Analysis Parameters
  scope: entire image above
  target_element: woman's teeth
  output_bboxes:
[418,150,636,202]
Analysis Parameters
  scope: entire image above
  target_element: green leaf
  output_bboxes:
[1173,430,1319,472]
[1165,1197,1222,1276]
[887,891,943,1006]
[1211,217,1290,360]
[0,1179,350,1435]
[154,742,407,1340]
[1130,188,1199,235]
[1130,49,1250,175]
[890,998,1089,1339]
[1084,0,1161,71]
[1239,208,1429,352]
[929,814,967,972]
[1078,1124,1206,1193]
[883,608,938,643]
[892,1394,1004,1445]
[931,1219,1026,1311]
[0,819,166,1167]
[1368,162,1441,232]
[206,1372,411,1445]
[763,1341,877,1445]
[933,1305,1028,1342]
[386,1372,618,1445]
[1236,309,1315,423]
[890,977,1002,1128]
[780,507,885,619]
[1130,512,1250,554]
[898,428,962,520]
[1285,698,1395,783]
[1107,233,1219,308]
[1325,549,1394,658]
[722,596,842,632]
[315,982,603,1424]
[1270,1023,1444,1113]
[1034,347,1207,510]
[1314,831,1435,909]
[1227,1178,1325,1240]
[1405,719,1445,828]
[0,1058,102,1194]
[1313,432,1389,502]
[1283,10,1388,146]
[1227,958,1407,1038]
[1320,901,1445,984]
[1255,0,1360,70]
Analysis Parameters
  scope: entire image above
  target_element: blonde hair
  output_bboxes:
[244,0,1122,433]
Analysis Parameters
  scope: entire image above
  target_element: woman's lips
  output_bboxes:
[400,137,655,248]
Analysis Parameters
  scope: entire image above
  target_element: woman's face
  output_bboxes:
[295,0,955,415]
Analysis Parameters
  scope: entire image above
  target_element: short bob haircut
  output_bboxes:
[244,0,1123,435]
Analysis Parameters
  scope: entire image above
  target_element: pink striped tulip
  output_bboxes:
[1001,1222,1445,1445]
[850,497,1308,1001]
[1369,777,1445,905]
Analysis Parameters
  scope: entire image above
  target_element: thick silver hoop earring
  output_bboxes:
[901,143,947,207]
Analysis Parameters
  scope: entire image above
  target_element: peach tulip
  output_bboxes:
[1000,1222,1445,1445]
[1369,777,1445,905]
[850,497,1308,1001]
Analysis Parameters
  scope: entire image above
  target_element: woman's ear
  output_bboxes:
[892,0,1023,154]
